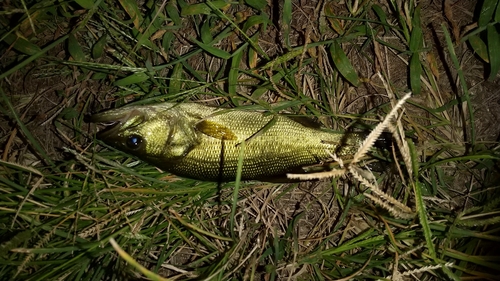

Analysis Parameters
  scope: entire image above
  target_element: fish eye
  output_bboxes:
[126,134,143,150]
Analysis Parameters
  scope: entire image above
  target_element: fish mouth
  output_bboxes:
[88,108,144,140]
[88,108,138,123]
[94,122,122,140]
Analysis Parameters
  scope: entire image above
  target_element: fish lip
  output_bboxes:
[89,108,135,123]
[89,108,143,140]
[95,122,122,140]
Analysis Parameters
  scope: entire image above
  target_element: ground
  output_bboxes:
[1,0,499,280]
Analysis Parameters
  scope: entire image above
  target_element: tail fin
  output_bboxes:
[374,131,393,150]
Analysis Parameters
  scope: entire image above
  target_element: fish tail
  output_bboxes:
[341,131,394,150]
[374,131,394,150]
[321,131,393,156]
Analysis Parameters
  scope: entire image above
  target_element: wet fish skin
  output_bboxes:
[90,103,365,181]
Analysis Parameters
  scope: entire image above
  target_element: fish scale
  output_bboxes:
[90,103,365,181]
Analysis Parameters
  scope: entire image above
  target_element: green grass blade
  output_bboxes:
[442,23,476,146]
[92,33,107,59]
[283,0,292,49]
[0,34,69,80]
[200,20,213,44]
[74,0,95,9]
[181,1,229,16]
[409,6,423,94]
[190,37,232,59]
[110,238,171,281]
[329,41,360,87]
[168,63,184,95]
[166,0,181,26]
[478,0,497,27]
[245,0,266,10]
[229,48,244,101]
[1,32,42,55]
[118,0,143,29]
[114,72,149,87]
[487,24,500,80]
[68,34,86,62]
[495,0,500,22]
[409,140,436,259]
[230,140,245,239]
[409,53,422,95]
[468,34,489,62]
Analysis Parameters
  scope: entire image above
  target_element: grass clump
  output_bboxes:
[1,0,499,280]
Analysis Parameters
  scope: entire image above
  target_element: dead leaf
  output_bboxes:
[444,0,460,42]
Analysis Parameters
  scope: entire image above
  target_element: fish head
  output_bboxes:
[90,104,198,160]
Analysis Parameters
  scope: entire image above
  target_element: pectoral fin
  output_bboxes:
[195,120,238,141]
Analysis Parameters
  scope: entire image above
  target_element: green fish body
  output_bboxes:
[90,103,365,181]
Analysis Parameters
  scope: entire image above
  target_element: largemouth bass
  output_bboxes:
[90,103,366,181]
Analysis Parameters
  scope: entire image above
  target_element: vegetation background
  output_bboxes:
[0,0,499,280]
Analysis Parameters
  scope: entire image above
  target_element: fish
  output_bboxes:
[89,102,367,181]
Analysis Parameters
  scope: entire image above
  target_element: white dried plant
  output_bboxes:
[287,77,414,218]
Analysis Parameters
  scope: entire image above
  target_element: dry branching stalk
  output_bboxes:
[287,88,414,218]
[15,229,55,278]
[378,72,413,178]
[286,168,347,180]
[351,91,411,165]
[379,262,454,281]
